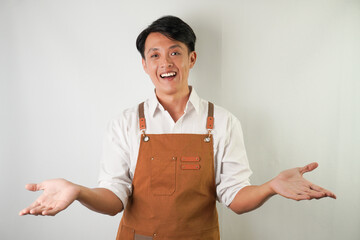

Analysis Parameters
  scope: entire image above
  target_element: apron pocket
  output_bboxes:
[151,156,176,196]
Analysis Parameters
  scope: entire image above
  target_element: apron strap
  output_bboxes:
[206,102,214,130]
[138,101,214,131]
[139,102,146,131]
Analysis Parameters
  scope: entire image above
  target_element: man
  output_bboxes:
[19,16,336,239]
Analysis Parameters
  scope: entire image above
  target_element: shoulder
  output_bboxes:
[214,104,237,122]
[214,103,242,133]
[199,99,240,129]
[199,100,243,144]
[107,103,141,133]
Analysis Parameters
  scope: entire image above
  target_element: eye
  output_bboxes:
[171,52,180,56]
[150,54,159,58]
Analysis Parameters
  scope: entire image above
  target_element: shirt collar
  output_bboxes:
[148,86,201,117]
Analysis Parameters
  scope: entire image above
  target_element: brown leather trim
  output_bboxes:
[135,233,153,240]
[207,102,214,129]
[206,117,214,129]
[139,118,146,131]
[139,102,146,131]
[181,156,200,162]
[208,102,214,118]
[139,102,145,119]
[181,164,201,170]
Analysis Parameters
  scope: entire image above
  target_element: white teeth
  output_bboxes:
[161,72,176,78]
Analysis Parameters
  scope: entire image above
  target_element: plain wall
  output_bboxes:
[1,0,359,239]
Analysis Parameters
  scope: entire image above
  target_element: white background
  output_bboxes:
[1,0,359,239]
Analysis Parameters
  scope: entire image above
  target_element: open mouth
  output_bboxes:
[160,72,177,79]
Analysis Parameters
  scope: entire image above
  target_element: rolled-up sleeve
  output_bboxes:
[98,118,132,210]
[216,114,252,207]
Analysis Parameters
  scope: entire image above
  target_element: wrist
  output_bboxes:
[74,184,85,201]
[263,180,277,197]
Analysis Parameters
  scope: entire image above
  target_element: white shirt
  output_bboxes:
[98,87,252,209]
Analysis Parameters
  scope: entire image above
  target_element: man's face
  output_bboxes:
[142,32,196,98]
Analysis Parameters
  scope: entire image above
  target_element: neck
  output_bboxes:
[156,86,191,122]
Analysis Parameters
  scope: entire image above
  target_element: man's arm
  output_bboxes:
[77,185,123,216]
[229,162,336,214]
[19,178,123,216]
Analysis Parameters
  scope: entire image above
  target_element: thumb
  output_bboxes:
[299,162,318,175]
[25,183,43,192]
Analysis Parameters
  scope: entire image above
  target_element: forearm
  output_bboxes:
[229,181,276,214]
[76,186,123,216]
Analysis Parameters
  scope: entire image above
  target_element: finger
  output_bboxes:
[293,193,311,201]
[307,189,327,199]
[42,208,59,216]
[299,162,318,175]
[29,205,47,216]
[282,190,310,201]
[19,208,30,216]
[296,194,311,201]
[298,184,326,199]
[310,185,337,199]
[25,183,43,192]
[285,187,314,201]
[19,200,42,215]
[19,207,34,216]
[328,192,337,199]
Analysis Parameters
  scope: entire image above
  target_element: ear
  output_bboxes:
[189,51,197,69]
[142,58,148,74]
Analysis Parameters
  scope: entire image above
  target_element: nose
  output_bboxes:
[160,55,173,68]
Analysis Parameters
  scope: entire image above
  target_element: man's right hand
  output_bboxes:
[19,178,80,216]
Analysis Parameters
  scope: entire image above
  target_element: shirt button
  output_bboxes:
[153,233,157,237]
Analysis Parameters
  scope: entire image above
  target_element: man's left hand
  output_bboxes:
[269,162,336,201]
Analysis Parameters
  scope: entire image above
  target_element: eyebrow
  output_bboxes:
[169,44,183,50]
[146,44,184,55]
[147,48,159,54]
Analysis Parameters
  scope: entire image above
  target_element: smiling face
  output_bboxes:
[142,32,197,99]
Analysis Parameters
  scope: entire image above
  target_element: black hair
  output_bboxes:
[136,16,196,59]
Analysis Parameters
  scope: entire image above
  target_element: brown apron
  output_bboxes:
[116,102,220,240]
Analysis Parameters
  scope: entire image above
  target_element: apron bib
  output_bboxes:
[117,102,220,240]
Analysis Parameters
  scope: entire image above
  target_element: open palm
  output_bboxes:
[19,178,80,216]
[270,162,336,200]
